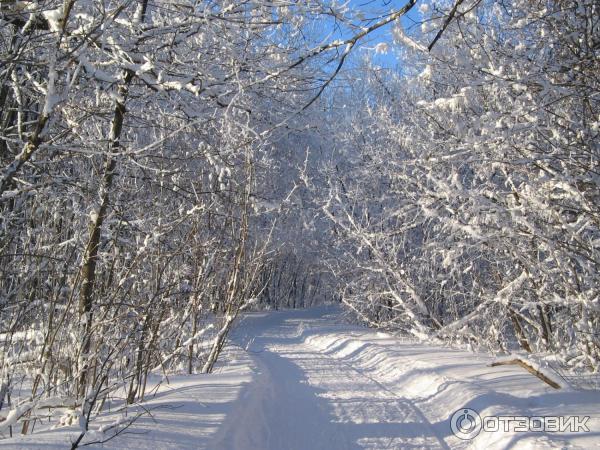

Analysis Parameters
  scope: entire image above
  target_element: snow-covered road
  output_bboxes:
[212,308,447,450]
[208,307,599,450]
[3,306,599,449]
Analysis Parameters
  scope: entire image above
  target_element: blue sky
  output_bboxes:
[339,0,425,69]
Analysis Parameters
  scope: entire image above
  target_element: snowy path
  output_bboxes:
[2,306,599,449]
[208,307,599,450]
[212,308,447,450]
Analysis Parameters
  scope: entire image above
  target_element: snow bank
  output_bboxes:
[302,312,600,450]
[0,346,255,449]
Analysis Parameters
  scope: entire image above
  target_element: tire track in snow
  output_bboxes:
[300,337,450,450]
[212,308,449,450]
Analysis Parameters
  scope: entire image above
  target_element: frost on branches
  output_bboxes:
[0,0,381,442]
[321,0,599,376]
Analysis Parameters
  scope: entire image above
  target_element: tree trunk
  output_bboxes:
[77,72,132,398]
[508,304,532,353]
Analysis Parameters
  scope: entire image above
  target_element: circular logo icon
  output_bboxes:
[450,408,482,440]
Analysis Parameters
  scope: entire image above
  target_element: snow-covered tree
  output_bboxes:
[323,0,599,372]
[1,0,424,438]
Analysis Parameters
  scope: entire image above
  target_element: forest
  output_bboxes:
[0,0,598,445]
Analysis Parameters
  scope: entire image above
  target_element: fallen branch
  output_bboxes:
[490,359,561,389]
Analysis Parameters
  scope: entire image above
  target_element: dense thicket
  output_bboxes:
[0,0,387,440]
[322,0,599,374]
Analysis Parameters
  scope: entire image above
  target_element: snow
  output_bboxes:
[374,43,389,55]
[42,64,58,116]
[392,24,426,52]
[42,8,63,33]
[0,346,255,449]
[2,307,598,449]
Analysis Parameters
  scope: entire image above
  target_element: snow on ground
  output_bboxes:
[0,346,255,449]
[2,306,599,449]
